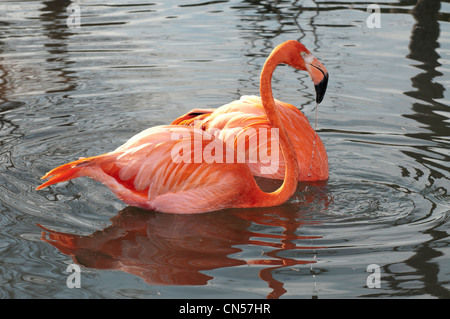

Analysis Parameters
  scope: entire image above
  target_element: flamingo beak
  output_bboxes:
[303,53,329,104]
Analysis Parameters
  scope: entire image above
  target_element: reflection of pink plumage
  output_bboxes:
[39,203,330,296]
[37,40,328,214]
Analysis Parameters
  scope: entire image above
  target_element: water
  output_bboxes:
[0,0,449,299]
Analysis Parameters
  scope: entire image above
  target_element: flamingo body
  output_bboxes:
[172,95,329,181]
[37,126,264,214]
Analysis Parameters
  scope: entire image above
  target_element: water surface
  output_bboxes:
[0,0,449,298]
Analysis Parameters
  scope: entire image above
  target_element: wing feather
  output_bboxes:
[91,125,254,212]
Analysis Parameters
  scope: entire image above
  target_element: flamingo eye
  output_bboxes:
[301,52,315,65]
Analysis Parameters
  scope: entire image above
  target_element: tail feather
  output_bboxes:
[37,156,97,190]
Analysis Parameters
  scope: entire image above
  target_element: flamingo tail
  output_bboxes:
[36,156,99,190]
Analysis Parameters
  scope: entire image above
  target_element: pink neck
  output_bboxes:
[252,50,300,207]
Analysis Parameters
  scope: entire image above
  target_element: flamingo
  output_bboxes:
[172,44,329,181]
[37,40,328,214]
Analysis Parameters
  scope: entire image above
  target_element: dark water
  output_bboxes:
[1,0,449,299]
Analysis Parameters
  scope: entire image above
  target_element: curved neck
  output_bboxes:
[254,53,300,207]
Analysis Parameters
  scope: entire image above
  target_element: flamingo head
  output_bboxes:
[276,40,329,104]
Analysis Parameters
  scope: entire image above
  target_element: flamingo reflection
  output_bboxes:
[39,183,329,298]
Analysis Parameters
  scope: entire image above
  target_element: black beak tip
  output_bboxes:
[314,73,329,104]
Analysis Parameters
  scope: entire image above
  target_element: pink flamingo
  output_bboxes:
[37,40,328,214]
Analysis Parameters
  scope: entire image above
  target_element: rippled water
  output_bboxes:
[1,0,449,299]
